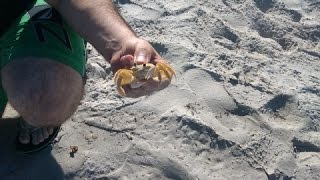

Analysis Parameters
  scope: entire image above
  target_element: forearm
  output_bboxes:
[46,0,136,61]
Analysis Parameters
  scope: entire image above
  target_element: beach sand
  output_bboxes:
[0,0,319,179]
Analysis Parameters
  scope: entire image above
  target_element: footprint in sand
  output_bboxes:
[183,67,239,115]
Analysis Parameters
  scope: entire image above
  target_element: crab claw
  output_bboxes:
[114,69,135,96]
[154,62,176,82]
[144,63,156,80]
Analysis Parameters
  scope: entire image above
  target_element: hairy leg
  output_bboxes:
[1,57,84,144]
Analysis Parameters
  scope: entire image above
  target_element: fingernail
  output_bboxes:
[134,49,150,64]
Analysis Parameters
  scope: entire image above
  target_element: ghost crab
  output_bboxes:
[114,61,175,96]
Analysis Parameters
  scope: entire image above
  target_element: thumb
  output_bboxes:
[134,48,151,64]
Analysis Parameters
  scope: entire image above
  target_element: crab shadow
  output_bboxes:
[0,117,64,180]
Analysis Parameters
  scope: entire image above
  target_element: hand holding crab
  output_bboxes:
[114,61,175,96]
[110,38,175,97]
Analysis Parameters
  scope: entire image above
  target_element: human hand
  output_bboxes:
[110,37,173,98]
[110,37,162,71]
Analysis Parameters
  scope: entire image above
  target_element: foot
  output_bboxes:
[18,121,55,145]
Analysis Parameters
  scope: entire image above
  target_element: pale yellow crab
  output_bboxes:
[114,62,175,96]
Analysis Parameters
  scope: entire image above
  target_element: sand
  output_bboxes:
[0,0,319,179]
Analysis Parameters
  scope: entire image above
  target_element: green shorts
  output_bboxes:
[0,0,87,112]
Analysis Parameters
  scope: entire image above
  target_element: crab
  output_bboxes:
[114,62,175,96]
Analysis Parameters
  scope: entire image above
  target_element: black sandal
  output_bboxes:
[16,120,60,154]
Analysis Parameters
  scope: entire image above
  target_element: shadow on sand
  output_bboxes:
[0,118,64,180]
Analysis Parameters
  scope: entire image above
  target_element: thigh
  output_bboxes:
[1,57,84,126]
[0,0,87,113]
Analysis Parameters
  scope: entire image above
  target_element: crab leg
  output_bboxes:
[153,65,162,82]
[155,63,176,81]
[116,77,126,96]
[160,63,176,77]
[114,69,135,85]
[114,69,135,96]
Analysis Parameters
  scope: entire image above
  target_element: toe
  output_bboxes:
[32,130,44,145]
[19,129,31,144]
[42,128,50,139]
[47,127,54,135]
[32,131,38,145]
[32,127,55,145]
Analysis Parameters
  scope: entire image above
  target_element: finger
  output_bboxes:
[120,55,134,68]
[111,54,134,72]
[134,48,151,64]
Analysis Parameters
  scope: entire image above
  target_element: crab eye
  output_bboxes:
[133,63,137,67]
[143,64,146,67]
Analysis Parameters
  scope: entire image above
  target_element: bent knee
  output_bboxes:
[1,57,84,126]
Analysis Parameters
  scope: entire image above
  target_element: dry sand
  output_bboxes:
[0,0,319,179]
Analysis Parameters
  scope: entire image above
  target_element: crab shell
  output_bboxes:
[113,62,175,96]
